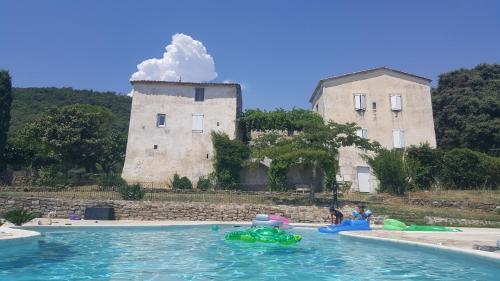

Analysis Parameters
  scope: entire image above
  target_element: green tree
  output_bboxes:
[433,64,500,155]
[367,149,417,195]
[211,132,250,189]
[251,117,378,192]
[0,70,12,171]
[406,143,442,189]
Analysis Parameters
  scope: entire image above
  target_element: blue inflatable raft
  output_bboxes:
[318,219,371,234]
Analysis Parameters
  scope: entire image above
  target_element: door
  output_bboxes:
[357,166,370,193]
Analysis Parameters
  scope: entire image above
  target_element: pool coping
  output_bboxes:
[339,231,500,262]
[0,226,40,241]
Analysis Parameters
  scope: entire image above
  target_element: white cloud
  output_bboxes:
[131,33,217,82]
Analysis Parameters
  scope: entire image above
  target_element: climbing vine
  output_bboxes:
[211,132,250,189]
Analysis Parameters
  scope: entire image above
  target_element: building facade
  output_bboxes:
[310,67,437,192]
[122,81,242,186]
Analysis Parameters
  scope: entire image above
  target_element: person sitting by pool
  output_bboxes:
[352,205,372,221]
[329,206,344,225]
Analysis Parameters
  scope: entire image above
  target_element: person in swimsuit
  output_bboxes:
[329,206,344,225]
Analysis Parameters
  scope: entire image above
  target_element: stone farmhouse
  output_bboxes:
[310,67,436,192]
[122,67,437,193]
[122,81,242,186]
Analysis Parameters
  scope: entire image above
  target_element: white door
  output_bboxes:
[357,166,370,193]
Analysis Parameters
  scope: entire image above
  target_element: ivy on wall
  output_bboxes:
[211,132,250,189]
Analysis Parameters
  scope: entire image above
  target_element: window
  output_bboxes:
[356,128,368,139]
[216,121,220,126]
[390,95,402,111]
[157,114,166,127]
[153,145,158,150]
[392,129,405,148]
[354,94,366,111]
[372,102,377,110]
[192,114,204,132]
[195,88,205,102]
[316,104,319,112]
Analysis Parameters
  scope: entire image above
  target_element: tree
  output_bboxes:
[0,70,12,171]
[211,132,250,189]
[433,64,500,156]
[250,114,379,191]
[20,104,117,173]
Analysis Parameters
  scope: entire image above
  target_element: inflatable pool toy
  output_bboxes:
[382,219,462,232]
[352,210,372,219]
[252,214,290,228]
[211,225,220,232]
[318,219,371,234]
[225,227,302,245]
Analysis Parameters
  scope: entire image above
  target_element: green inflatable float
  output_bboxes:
[383,219,462,232]
[225,227,302,245]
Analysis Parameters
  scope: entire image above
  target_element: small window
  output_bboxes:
[316,104,319,112]
[356,128,368,139]
[192,114,204,133]
[195,88,205,102]
[153,145,158,150]
[390,95,402,111]
[372,102,377,110]
[206,153,209,159]
[354,94,366,111]
[217,121,220,126]
[392,129,405,148]
[157,114,166,127]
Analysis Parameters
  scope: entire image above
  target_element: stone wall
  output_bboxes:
[0,196,368,223]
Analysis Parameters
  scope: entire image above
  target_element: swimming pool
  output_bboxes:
[0,225,498,280]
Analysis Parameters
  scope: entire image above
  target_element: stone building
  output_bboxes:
[122,81,242,186]
[310,67,437,192]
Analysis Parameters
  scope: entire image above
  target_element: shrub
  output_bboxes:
[406,143,442,189]
[34,166,69,186]
[2,209,36,226]
[367,149,415,195]
[171,173,193,189]
[440,148,500,189]
[118,184,144,200]
[196,176,212,190]
[98,173,127,188]
[211,132,249,190]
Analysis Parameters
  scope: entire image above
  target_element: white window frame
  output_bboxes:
[354,94,366,111]
[157,114,166,128]
[392,129,405,148]
[390,95,402,111]
[192,114,204,133]
[356,128,368,139]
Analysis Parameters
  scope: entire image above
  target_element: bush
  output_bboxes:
[367,149,414,195]
[2,209,36,226]
[98,173,127,188]
[171,173,193,189]
[406,143,442,189]
[34,166,69,186]
[440,148,500,189]
[196,176,212,190]
[118,184,144,200]
[211,132,249,190]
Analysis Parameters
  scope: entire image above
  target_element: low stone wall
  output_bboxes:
[424,216,500,228]
[0,196,380,223]
[409,199,498,212]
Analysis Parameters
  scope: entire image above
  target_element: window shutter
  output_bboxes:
[391,95,402,111]
[355,94,366,111]
[393,129,405,148]
[362,128,368,139]
[356,129,363,138]
[192,114,204,132]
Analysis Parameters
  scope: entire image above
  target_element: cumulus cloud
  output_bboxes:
[131,33,217,82]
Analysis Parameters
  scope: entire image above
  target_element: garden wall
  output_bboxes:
[0,196,370,223]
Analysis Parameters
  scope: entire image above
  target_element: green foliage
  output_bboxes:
[118,184,144,200]
[241,108,324,138]
[440,148,500,189]
[196,176,212,190]
[367,149,415,195]
[2,209,35,226]
[98,173,127,188]
[406,143,442,189]
[250,112,379,191]
[9,87,131,134]
[211,132,250,189]
[33,166,69,186]
[433,64,500,156]
[171,173,193,189]
[0,70,12,171]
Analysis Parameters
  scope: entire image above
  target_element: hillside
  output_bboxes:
[9,87,132,134]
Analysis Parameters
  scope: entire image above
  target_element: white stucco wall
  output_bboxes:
[312,69,436,192]
[122,81,241,186]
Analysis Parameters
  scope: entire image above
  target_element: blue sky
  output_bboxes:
[1,0,499,110]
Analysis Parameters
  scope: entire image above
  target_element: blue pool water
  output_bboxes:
[0,225,499,280]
